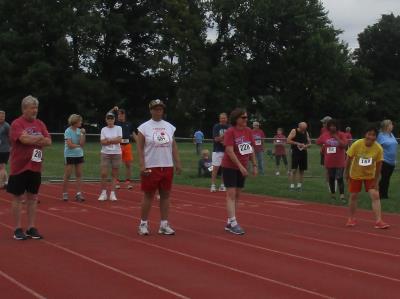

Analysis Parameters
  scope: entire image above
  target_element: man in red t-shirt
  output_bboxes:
[251,121,266,175]
[317,119,348,201]
[7,95,52,240]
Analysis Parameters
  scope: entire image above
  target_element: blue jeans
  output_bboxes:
[255,151,265,175]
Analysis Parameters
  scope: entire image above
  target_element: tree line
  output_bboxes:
[0,0,399,137]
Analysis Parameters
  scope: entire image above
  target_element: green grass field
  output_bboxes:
[40,139,400,213]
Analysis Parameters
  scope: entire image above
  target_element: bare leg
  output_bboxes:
[298,170,305,184]
[26,193,38,229]
[0,164,7,187]
[159,189,171,220]
[111,167,119,191]
[75,163,83,193]
[226,188,237,218]
[100,166,108,191]
[12,196,23,229]
[290,169,297,185]
[125,161,132,181]
[349,193,358,219]
[369,189,382,222]
[62,164,73,193]
[141,191,156,220]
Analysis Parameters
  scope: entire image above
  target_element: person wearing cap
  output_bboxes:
[109,106,137,189]
[251,121,266,175]
[137,99,182,236]
[98,112,122,201]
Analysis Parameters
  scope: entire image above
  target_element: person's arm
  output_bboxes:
[336,133,348,148]
[344,156,353,181]
[108,106,119,117]
[305,132,312,148]
[225,146,248,176]
[136,132,146,174]
[213,125,223,142]
[131,131,138,143]
[79,128,86,147]
[110,127,122,144]
[172,139,182,174]
[19,132,44,145]
[286,129,297,145]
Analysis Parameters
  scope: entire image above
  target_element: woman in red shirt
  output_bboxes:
[222,108,258,235]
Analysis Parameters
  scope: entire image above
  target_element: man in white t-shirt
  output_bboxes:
[98,113,122,201]
[137,99,182,236]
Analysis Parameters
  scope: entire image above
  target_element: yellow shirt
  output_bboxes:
[347,139,383,180]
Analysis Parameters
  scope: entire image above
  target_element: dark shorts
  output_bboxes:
[0,152,10,164]
[65,156,84,165]
[291,151,308,171]
[222,167,246,189]
[275,155,288,166]
[327,168,344,179]
[7,170,42,196]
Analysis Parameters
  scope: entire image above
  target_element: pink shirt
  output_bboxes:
[273,134,287,156]
[316,131,348,168]
[9,116,50,175]
[222,127,255,169]
[252,129,265,153]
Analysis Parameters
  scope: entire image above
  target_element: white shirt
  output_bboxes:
[138,119,176,168]
[100,126,122,154]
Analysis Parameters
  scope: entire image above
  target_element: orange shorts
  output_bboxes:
[121,143,133,162]
[141,167,174,193]
[348,178,377,193]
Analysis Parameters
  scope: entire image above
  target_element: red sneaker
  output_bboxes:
[375,221,390,229]
[346,218,357,227]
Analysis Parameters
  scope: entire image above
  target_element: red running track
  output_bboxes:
[0,183,400,298]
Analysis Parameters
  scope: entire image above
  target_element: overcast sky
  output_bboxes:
[322,0,400,49]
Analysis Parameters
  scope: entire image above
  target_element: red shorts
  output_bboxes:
[121,144,133,162]
[348,178,377,193]
[141,167,174,193]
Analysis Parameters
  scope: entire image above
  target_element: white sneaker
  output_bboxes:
[138,223,150,235]
[158,224,175,235]
[210,184,217,192]
[275,171,280,176]
[219,184,227,192]
[109,191,117,201]
[98,190,107,201]
[115,184,121,190]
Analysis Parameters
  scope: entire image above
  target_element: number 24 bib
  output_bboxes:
[238,143,253,155]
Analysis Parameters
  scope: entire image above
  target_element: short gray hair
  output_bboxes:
[0,110,5,115]
[380,119,392,132]
[21,95,39,110]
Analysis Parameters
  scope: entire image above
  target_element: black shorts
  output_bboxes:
[7,170,42,196]
[65,156,84,165]
[291,151,308,171]
[0,152,10,164]
[222,167,246,189]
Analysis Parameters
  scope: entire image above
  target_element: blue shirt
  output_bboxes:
[377,132,398,165]
[194,131,204,144]
[64,127,84,158]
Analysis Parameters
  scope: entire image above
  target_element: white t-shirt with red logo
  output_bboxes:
[138,119,176,168]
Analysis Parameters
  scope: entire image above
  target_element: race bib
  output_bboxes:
[359,157,372,167]
[121,138,129,144]
[327,147,337,154]
[154,131,170,145]
[31,149,43,163]
[255,140,262,146]
[208,166,213,172]
[238,143,253,155]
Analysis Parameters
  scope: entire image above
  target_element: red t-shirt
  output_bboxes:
[252,129,265,153]
[222,127,255,169]
[316,131,348,168]
[344,132,352,142]
[9,116,51,175]
[273,134,287,156]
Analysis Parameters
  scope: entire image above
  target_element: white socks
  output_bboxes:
[228,217,238,227]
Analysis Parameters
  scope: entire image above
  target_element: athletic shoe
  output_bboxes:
[275,171,280,176]
[375,220,390,229]
[210,184,217,192]
[346,218,357,227]
[62,193,69,201]
[109,191,117,201]
[296,186,302,192]
[138,223,150,235]
[75,192,85,202]
[26,227,43,239]
[13,228,28,240]
[225,223,245,235]
[98,190,107,201]
[127,180,133,190]
[340,196,346,204]
[115,182,121,190]
[219,184,227,192]
[158,224,175,235]
[289,185,295,191]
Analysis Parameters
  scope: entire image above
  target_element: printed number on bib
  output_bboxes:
[359,157,372,167]
[255,140,262,146]
[238,143,253,155]
[327,147,337,154]
[31,149,43,163]
[155,132,170,145]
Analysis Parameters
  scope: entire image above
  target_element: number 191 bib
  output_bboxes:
[238,143,253,155]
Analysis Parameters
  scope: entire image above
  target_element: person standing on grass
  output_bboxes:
[0,110,10,189]
[287,122,311,191]
[222,108,257,235]
[273,128,288,176]
[210,113,230,192]
[344,127,353,148]
[109,106,137,190]
[345,127,389,229]
[193,129,204,155]
[137,99,182,236]
[377,120,398,199]
[98,113,122,201]
[251,121,265,175]
[62,114,86,202]
[7,95,51,240]
[316,119,348,202]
